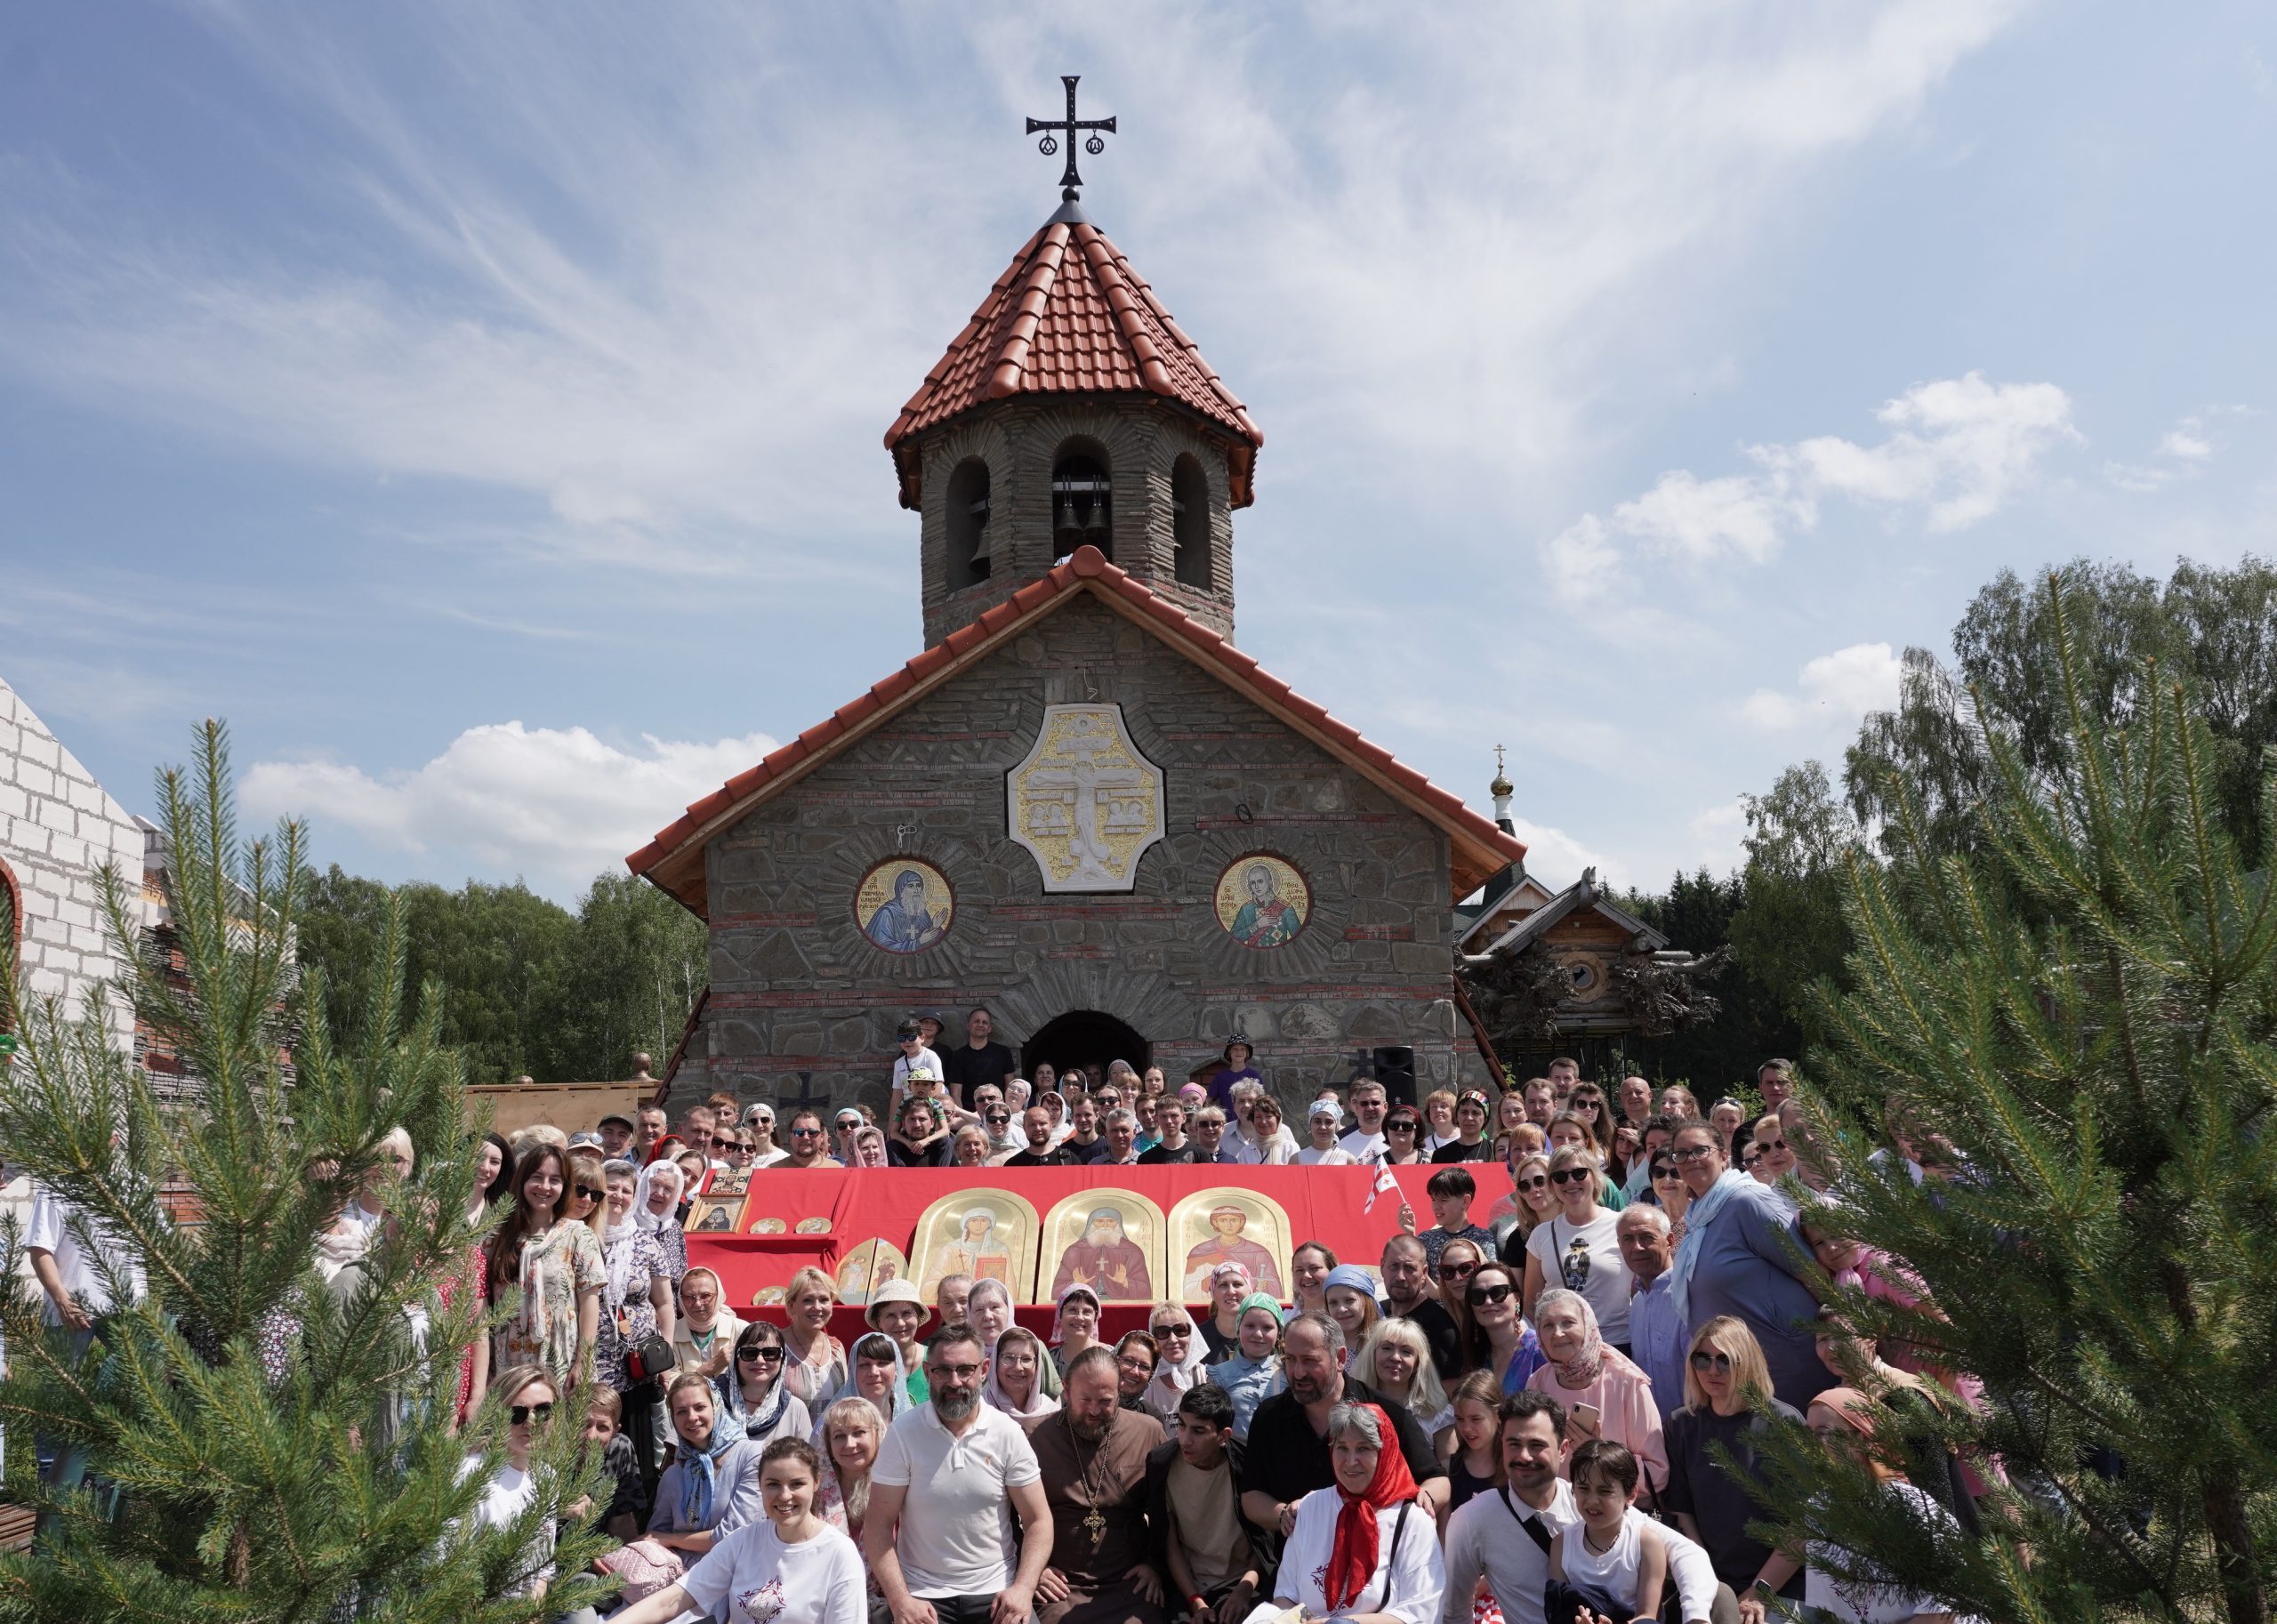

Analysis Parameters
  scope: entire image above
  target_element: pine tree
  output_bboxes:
[1755,577,2277,1622]
[0,724,614,1622]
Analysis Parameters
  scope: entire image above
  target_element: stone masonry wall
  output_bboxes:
[696,595,1471,1118]
[0,677,144,1057]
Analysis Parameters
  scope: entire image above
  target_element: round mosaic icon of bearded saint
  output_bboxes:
[856,859,953,953]
[1215,855,1308,950]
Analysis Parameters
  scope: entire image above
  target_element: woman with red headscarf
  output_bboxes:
[1272,1402,1445,1624]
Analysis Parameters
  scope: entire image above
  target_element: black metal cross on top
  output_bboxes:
[1026,75,1115,200]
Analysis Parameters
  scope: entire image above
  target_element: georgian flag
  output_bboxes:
[1364,1161,1401,1215]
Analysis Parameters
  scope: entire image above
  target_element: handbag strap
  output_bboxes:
[1366,1500,1413,1614]
[1499,1486,1553,1554]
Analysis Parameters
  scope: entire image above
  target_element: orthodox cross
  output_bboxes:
[1022,723,1153,886]
[1026,75,1116,199]
[1495,744,1507,777]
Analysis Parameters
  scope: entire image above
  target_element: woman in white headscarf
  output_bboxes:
[633,1158,688,1283]
[816,1331,908,1442]
[1140,1302,1211,1419]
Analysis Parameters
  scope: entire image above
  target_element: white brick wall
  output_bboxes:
[0,676,145,1057]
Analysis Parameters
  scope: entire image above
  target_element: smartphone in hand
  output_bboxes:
[1570,1403,1601,1439]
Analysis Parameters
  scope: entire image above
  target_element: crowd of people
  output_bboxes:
[20,1007,1991,1623]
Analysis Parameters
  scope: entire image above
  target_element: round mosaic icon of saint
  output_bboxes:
[1214,855,1309,950]
[855,858,953,953]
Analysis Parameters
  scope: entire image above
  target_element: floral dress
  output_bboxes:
[495,1222,606,1384]
[781,1332,848,1409]
[594,1226,672,1391]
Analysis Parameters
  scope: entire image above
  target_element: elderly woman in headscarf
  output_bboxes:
[1140,1302,1211,1419]
[633,1157,688,1283]
[1270,1402,1445,1624]
[1525,1286,1668,1500]
[1206,1292,1288,1443]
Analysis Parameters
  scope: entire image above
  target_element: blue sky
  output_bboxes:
[3,3,2272,904]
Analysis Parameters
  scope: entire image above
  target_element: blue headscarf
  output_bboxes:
[677,1418,740,1531]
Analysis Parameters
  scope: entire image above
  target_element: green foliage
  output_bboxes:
[1752,577,2277,1624]
[298,864,705,1086]
[1726,760,1865,1042]
[0,723,615,1623]
[1620,869,1802,1086]
[1848,554,2277,861]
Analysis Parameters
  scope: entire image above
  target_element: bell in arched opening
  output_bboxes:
[1050,453,1111,560]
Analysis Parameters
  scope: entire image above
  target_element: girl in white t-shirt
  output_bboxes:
[609,1436,867,1624]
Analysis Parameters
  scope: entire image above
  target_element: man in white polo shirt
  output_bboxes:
[866,1323,1054,1624]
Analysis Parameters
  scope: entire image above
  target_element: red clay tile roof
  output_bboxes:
[884,214,1264,510]
[627,546,1524,915]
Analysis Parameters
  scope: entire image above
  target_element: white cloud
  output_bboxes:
[1742,640,1903,730]
[242,721,778,891]
[0,3,2034,576]
[2103,405,2247,492]
[1612,471,1805,567]
[1505,816,1606,894]
[1542,373,2077,601]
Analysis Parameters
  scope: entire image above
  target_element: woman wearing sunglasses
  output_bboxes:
[1379,1108,1432,1166]
[1660,1317,1804,1613]
[456,1363,566,1600]
[719,1322,814,1445]
[1639,1146,1694,1242]
[1520,1146,1631,1354]
[1142,1303,1212,1418]
[1491,1150,1559,1274]
[1457,1260,1544,1394]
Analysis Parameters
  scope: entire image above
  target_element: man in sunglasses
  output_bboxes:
[1616,1204,1686,1423]
[778,1109,841,1170]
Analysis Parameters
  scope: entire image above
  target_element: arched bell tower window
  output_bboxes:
[1051,444,1112,562]
[945,458,992,590]
[1171,454,1211,588]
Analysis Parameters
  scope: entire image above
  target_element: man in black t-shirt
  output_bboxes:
[1061,1096,1108,1165]
[939,1006,1017,1108]
[1237,1312,1448,1535]
[1379,1234,1462,1382]
[1004,1104,1075,1168]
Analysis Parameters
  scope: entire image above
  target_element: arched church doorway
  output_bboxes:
[1023,1010,1149,1089]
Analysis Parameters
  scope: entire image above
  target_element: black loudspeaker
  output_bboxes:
[1372,1046,1418,1107]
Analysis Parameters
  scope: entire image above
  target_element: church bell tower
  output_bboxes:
[883,77,1263,647]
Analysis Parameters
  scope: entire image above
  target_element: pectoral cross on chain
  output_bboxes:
[1082,1507,1106,1551]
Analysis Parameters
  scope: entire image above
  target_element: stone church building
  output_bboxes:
[629,190,1525,1114]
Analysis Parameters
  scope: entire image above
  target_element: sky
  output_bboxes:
[3,2,2273,906]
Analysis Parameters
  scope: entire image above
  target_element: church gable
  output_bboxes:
[692,591,1477,1105]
